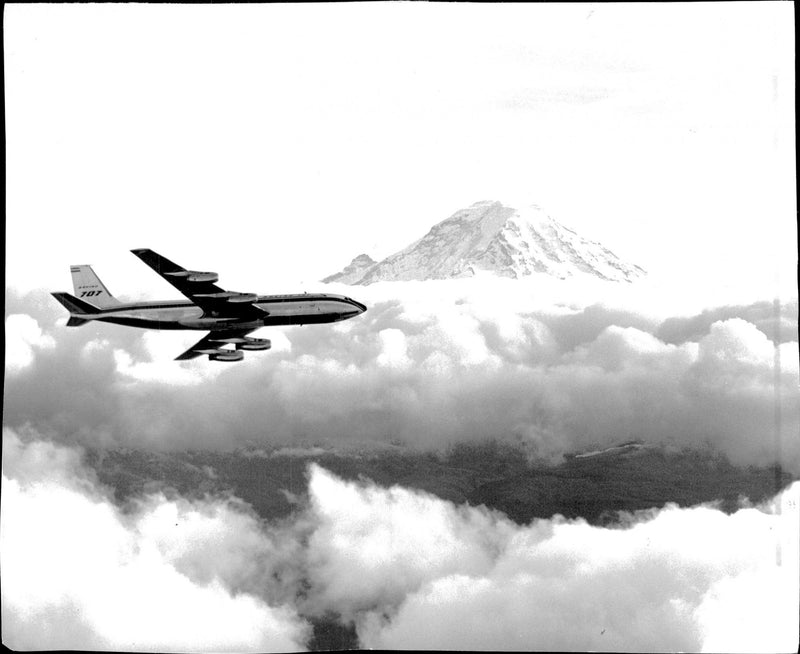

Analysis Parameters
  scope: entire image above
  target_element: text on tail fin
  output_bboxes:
[70,265,121,308]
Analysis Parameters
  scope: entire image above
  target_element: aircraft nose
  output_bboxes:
[351,299,367,313]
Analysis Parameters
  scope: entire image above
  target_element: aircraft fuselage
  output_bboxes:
[84,293,367,331]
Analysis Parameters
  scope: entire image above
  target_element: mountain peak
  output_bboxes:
[324,201,646,285]
[321,253,377,285]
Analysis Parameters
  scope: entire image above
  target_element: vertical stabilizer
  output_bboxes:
[70,265,122,307]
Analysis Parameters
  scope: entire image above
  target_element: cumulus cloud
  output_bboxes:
[292,462,798,653]
[300,465,516,619]
[4,278,799,470]
[1,431,310,652]
[351,482,798,652]
[657,298,798,346]
[3,432,797,652]
[4,313,56,371]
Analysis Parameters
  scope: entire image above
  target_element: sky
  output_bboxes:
[3,3,799,652]
[4,2,796,294]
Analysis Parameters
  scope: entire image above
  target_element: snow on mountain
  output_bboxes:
[322,254,377,284]
[324,201,646,284]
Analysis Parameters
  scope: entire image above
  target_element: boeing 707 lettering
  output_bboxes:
[52,249,367,361]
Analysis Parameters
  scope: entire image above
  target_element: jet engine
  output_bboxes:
[195,346,245,362]
[208,349,244,362]
[211,335,272,351]
[236,337,271,351]
[165,270,219,283]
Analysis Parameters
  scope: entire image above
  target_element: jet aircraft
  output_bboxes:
[52,249,367,361]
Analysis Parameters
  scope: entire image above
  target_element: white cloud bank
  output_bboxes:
[0,433,310,652]
[352,482,798,652]
[4,314,56,372]
[5,277,799,470]
[2,432,798,652]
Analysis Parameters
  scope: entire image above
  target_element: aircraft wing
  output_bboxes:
[175,329,258,361]
[131,248,267,317]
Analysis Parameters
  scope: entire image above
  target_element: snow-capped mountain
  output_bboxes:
[322,254,377,284]
[324,201,646,284]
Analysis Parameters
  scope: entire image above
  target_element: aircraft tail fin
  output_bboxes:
[51,291,102,324]
[70,265,122,308]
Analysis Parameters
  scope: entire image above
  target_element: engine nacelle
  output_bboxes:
[165,270,219,283]
[209,349,244,362]
[195,346,245,362]
[211,335,272,351]
[236,337,272,351]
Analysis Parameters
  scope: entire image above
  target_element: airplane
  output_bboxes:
[51,248,367,362]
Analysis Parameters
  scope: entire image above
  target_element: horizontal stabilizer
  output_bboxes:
[66,316,90,327]
[51,292,102,315]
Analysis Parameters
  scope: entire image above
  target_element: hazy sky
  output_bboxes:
[4,2,796,296]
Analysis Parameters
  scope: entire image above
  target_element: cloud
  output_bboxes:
[299,466,798,653]
[300,465,516,619]
[3,432,797,652]
[1,431,310,652]
[355,488,799,651]
[4,314,56,371]
[281,460,797,653]
[4,279,799,470]
[657,299,798,346]
[504,85,613,111]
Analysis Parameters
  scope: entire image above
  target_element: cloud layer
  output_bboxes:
[353,482,798,652]
[0,432,309,651]
[2,432,797,652]
[5,278,798,470]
